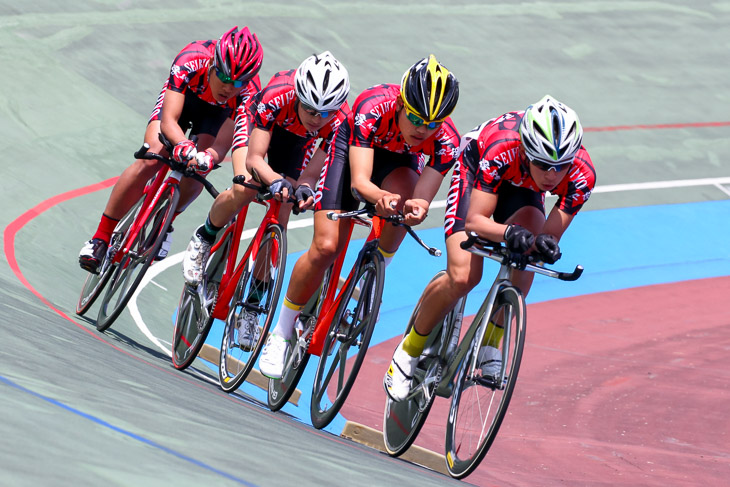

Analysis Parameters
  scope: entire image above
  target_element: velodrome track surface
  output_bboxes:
[2,2,729,486]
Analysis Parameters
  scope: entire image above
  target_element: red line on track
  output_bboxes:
[585,121,730,132]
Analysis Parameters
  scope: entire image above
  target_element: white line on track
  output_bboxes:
[129,175,729,355]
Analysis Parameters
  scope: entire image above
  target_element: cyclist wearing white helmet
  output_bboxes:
[182,51,351,348]
[385,95,596,402]
[259,55,461,380]
[79,26,263,274]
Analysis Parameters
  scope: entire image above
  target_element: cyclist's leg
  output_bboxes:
[384,233,483,400]
[274,210,350,337]
[95,121,166,237]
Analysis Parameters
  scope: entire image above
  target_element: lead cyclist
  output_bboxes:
[384,95,597,401]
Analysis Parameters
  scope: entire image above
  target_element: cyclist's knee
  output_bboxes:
[310,235,340,265]
[446,269,479,296]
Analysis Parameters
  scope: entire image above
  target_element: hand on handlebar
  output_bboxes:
[375,193,401,217]
[403,198,429,226]
[187,150,214,176]
[535,233,562,264]
[294,184,315,211]
[504,224,535,253]
[172,139,197,163]
[269,178,294,202]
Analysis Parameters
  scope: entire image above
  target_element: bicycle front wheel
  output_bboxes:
[444,286,526,479]
[310,251,384,430]
[219,224,287,393]
[96,186,178,331]
[384,271,456,457]
[76,196,144,316]
[267,265,333,412]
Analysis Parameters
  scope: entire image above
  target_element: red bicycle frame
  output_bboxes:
[210,197,286,321]
[306,214,388,356]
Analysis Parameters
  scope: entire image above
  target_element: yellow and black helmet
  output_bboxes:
[400,54,459,122]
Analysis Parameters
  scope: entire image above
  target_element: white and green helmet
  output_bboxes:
[519,95,583,165]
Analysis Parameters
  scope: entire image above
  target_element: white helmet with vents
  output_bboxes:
[295,51,350,111]
[520,95,583,165]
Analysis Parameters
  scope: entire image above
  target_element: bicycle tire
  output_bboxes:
[76,197,144,316]
[96,186,178,331]
[267,266,333,412]
[219,224,287,393]
[384,270,455,456]
[444,286,526,479]
[170,232,232,370]
[310,250,384,430]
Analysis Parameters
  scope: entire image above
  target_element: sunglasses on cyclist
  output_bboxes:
[300,101,331,119]
[528,157,572,173]
[404,106,442,130]
[213,67,248,88]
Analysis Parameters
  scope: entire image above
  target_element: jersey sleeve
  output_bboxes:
[425,119,461,175]
[554,149,596,215]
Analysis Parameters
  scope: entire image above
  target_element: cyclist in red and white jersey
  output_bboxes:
[181,51,351,349]
[385,95,597,401]
[79,26,263,274]
[259,55,461,379]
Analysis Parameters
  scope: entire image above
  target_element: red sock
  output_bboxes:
[92,214,120,243]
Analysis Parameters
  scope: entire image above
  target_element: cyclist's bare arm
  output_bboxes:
[349,145,399,216]
[203,117,235,165]
[297,146,326,189]
[404,166,442,226]
[159,89,189,146]
[245,127,276,184]
[294,147,326,210]
[542,206,573,241]
[464,188,506,242]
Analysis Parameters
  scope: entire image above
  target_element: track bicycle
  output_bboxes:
[382,232,583,479]
[266,205,441,430]
[76,136,219,333]
[172,176,299,395]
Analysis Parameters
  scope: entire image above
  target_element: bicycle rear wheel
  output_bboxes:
[171,232,231,370]
[384,272,460,456]
[96,186,178,331]
[267,266,333,412]
[444,286,526,479]
[310,251,384,430]
[76,197,143,316]
[219,224,286,393]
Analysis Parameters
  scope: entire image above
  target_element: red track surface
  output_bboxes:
[342,277,730,486]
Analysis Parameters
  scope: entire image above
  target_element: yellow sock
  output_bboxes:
[482,321,504,348]
[401,327,428,358]
[377,246,395,267]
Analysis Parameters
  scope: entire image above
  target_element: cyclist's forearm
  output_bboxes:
[247,155,279,185]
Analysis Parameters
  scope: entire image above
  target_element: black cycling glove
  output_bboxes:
[504,224,535,253]
[535,234,562,264]
[294,184,315,203]
[269,178,294,199]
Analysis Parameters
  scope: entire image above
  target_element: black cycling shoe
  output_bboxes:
[79,238,108,274]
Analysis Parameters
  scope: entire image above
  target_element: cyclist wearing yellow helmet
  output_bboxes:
[259,55,461,379]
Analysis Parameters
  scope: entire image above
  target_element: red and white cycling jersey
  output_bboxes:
[149,39,261,124]
[470,111,596,215]
[348,83,460,175]
[233,70,351,152]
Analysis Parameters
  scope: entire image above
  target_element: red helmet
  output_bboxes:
[214,26,263,82]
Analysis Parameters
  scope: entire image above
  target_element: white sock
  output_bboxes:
[270,298,304,341]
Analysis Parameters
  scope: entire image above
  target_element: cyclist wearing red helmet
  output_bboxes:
[79,26,263,274]
[258,55,461,379]
[384,95,597,401]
